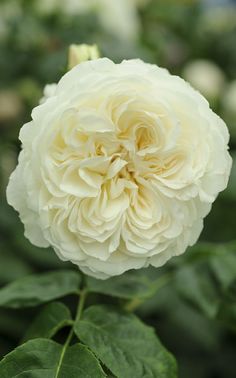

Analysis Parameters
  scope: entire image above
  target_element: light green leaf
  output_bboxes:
[23,302,72,341]
[75,305,177,378]
[86,268,165,300]
[0,339,106,378]
[0,270,81,308]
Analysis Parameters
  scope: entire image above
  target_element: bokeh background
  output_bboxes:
[0,0,236,377]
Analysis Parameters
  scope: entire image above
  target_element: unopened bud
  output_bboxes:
[68,44,100,70]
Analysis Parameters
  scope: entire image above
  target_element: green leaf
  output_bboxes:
[225,279,236,302]
[175,262,220,318]
[217,301,236,332]
[0,338,106,378]
[86,268,165,300]
[167,296,221,351]
[0,270,81,308]
[209,244,236,288]
[0,242,32,285]
[223,153,236,201]
[0,311,30,340]
[23,302,72,341]
[75,305,177,378]
[14,233,68,270]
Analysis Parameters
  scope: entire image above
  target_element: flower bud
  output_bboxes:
[68,44,100,70]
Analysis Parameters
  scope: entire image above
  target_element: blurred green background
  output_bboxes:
[0,0,236,377]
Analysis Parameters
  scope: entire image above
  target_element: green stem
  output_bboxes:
[125,272,174,312]
[75,289,87,323]
[125,298,144,313]
[152,271,174,292]
[55,284,87,377]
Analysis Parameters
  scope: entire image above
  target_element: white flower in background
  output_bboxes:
[92,0,140,42]
[182,60,226,102]
[222,80,236,117]
[132,0,150,7]
[36,0,143,42]
[7,58,232,279]
[222,80,236,138]
[201,6,236,33]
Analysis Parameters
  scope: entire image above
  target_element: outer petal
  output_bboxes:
[6,153,49,248]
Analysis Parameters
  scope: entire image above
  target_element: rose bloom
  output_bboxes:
[7,59,232,279]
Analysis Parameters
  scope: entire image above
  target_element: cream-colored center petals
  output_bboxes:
[40,93,206,258]
[7,58,231,279]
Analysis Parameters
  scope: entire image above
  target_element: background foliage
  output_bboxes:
[0,0,236,377]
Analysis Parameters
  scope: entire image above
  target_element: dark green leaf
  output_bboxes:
[23,302,72,341]
[86,268,165,300]
[175,263,220,318]
[0,338,106,378]
[0,270,81,308]
[209,245,236,288]
[225,279,236,302]
[13,234,69,270]
[223,153,236,201]
[168,298,221,351]
[217,300,236,332]
[0,243,32,285]
[75,305,177,378]
[0,311,30,340]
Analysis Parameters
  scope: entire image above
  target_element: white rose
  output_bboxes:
[7,58,232,279]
